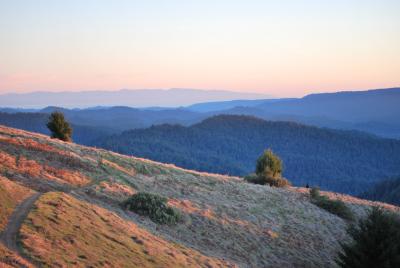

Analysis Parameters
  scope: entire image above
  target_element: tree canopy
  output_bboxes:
[46,112,73,142]
[256,149,283,178]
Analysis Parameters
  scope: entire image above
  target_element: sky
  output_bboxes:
[0,0,399,97]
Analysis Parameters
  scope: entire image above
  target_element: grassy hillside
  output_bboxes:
[0,243,34,268]
[21,192,230,268]
[0,176,33,231]
[95,115,400,194]
[0,124,398,267]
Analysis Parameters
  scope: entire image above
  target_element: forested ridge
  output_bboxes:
[360,177,400,206]
[2,111,400,195]
[95,115,400,194]
[0,112,114,144]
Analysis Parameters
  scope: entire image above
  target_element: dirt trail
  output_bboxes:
[0,192,42,266]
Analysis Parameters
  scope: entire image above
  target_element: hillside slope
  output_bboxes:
[95,115,400,194]
[0,125,398,267]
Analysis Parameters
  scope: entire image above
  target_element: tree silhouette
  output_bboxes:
[47,112,72,142]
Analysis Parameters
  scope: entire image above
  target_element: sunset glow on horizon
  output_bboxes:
[0,0,399,97]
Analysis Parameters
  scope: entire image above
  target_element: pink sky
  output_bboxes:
[0,0,399,97]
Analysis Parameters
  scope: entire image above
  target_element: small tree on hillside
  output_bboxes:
[251,149,290,187]
[47,111,73,142]
[336,207,400,268]
[256,149,282,178]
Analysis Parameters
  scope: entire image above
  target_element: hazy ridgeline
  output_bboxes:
[1,88,400,196]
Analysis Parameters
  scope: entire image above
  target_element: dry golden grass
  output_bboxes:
[0,244,34,268]
[0,176,33,231]
[20,192,234,268]
[0,151,90,187]
[101,158,136,176]
[292,187,400,217]
[94,181,136,201]
[0,135,69,157]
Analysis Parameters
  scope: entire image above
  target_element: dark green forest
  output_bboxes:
[0,112,114,144]
[95,115,400,195]
[360,177,400,206]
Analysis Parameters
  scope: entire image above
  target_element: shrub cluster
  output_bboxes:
[336,207,400,267]
[245,149,291,187]
[310,187,353,221]
[245,173,291,187]
[122,192,181,225]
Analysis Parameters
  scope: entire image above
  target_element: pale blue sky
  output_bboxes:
[0,0,399,96]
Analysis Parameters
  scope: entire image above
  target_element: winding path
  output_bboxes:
[0,192,42,265]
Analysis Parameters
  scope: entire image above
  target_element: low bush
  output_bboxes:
[244,173,291,187]
[122,192,181,225]
[310,187,320,199]
[336,207,400,267]
[244,173,262,184]
[245,149,291,188]
[310,187,353,221]
[264,176,291,187]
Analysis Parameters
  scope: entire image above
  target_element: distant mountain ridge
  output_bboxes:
[0,88,270,108]
[1,87,399,138]
[186,98,293,112]
[219,87,400,138]
[255,87,400,123]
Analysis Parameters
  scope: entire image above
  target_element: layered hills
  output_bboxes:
[1,87,400,139]
[96,115,400,194]
[0,125,398,267]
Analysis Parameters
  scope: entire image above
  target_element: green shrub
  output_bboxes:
[310,187,353,221]
[336,207,400,267]
[245,149,291,188]
[310,187,320,199]
[245,173,291,187]
[256,149,283,178]
[122,192,181,225]
[264,176,291,187]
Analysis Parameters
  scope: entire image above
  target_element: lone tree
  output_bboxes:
[256,149,283,178]
[250,149,290,187]
[336,207,400,268]
[46,111,72,142]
